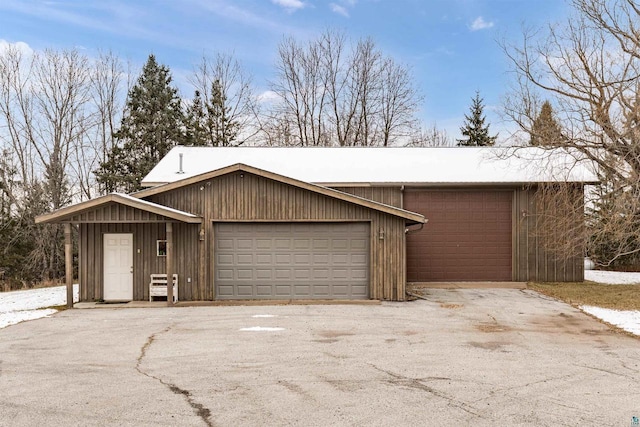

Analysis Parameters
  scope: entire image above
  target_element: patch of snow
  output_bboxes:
[581,305,640,336]
[0,284,79,329]
[584,270,640,285]
[251,314,277,318]
[239,326,285,332]
[0,309,58,329]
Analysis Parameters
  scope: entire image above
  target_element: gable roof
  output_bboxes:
[141,146,599,187]
[134,163,426,224]
[35,193,202,224]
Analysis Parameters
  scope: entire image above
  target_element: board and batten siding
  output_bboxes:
[512,185,584,282]
[145,171,408,301]
[78,222,200,302]
[334,184,585,282]
[68,202,179,223]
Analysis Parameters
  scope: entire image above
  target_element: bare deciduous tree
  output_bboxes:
[269,29,421,147]
[503,0,640,267]
[406,124,454,147]
[0,44,126,284]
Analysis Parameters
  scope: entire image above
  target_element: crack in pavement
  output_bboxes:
[575,363,637,379]
[136,325,214,427]
[370,364,486,419]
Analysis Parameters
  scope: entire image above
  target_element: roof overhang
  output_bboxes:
[134,163,426,225]
[35,193,202,224]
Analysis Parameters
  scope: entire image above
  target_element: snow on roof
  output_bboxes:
[113,193,199,218]
[141,146,599,187]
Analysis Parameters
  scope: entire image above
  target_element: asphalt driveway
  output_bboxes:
[0,289,638,426]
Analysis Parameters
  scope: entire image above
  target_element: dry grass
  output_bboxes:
[529,282,640,311]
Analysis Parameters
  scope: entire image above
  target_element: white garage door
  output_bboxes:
[215,223,369,300]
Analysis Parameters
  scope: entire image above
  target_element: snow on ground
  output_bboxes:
[581,271,640,335]
[584,270,640,284]
[581,305,640,336]
[0,284,79,329]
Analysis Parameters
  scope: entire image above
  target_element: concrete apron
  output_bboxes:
[73,299,382,309]
[408,282,527,290]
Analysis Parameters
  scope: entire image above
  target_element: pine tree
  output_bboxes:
[530,101,564,146]
[185,79,241,147]
[207,79,240,146]
[184,90,208,147]
[457,91,497,146]
[95,55,185,193]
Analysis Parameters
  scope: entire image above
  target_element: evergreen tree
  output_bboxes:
[206,79,240,146]
[457,91,497,146]
[184,90,208,147]
[530,100,564,146]
[185,79,241,147]
[95,55,185,193]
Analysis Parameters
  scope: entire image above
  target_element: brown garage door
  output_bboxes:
[405,190,512,281]
[214,222,369,300]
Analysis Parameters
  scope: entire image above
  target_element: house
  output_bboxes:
[36,147,597,304]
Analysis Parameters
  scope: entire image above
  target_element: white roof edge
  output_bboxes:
[113,193,200,218]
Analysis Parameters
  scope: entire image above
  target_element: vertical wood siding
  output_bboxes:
[332,187,403,208]
[69,202,175,223]
[78,222,200,301]
[146,172,408,301]
[513,185,584,282]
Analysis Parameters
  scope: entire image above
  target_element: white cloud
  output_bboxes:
[0,39,34,56]
[330,3,349,17]
[470,16,494,31]
[272,0,305,12]
[257,90,281,104]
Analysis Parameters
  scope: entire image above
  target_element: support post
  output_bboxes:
[166,222,174,306]
[64,223,73,308]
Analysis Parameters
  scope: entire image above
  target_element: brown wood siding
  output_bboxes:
[78,222,200,302]
[144,171,407,301]
[513,185,584,282]
[66,202,178,223]
[404,189,513,281]
[331,187,403,208]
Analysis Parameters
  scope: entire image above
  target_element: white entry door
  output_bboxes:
[103,233,133,301]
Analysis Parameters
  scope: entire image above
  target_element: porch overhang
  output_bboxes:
[35,193,202,224]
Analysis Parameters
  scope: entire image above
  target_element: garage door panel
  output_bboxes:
[215,223,369,300]
[217,269,233,280]
[406,190,512,281]
[351,239,367,250]
[256,254,272,264]
[332,254,348,264]
[351,254,367,265]
[218,239,234,250]
[256,239,272,250]
[237,254,253,264]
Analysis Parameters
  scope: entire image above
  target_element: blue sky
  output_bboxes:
[0,0,569,140]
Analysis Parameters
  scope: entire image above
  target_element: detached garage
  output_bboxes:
[143,146,598,285]
[37,146,598,305]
